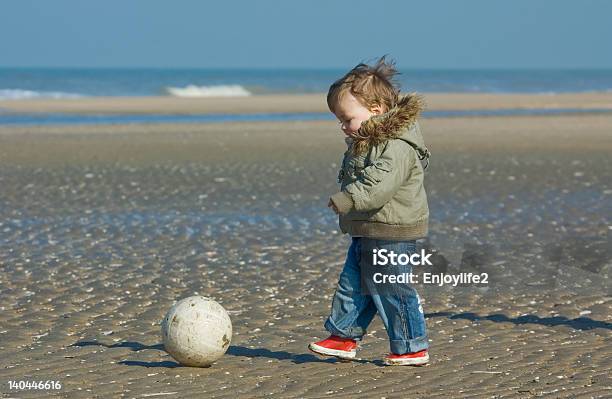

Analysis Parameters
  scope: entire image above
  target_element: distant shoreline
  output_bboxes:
[2,92,612,116]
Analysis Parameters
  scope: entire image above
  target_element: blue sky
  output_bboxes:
[1,0,610,69]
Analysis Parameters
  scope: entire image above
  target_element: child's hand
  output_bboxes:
[328,198,340,215]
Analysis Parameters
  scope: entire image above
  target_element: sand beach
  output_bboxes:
[0,93,611,398]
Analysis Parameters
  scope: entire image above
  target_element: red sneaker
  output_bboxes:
[384,349,429,366]
[308,335,357,359]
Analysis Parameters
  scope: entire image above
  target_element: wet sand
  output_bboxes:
[1,92,612,115]
[0,112,611,398]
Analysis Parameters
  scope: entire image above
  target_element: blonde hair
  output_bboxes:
[327,56,400,114]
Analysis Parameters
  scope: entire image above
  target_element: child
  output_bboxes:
[308,57,431,366]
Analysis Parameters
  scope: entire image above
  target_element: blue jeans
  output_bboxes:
[324,237,429,354]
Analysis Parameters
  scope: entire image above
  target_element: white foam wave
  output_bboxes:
[165,84,251,97]
[0,89,85,100]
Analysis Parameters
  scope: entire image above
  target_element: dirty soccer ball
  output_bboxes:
[161,296,232,367]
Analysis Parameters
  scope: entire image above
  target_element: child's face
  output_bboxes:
[333,92,383,137]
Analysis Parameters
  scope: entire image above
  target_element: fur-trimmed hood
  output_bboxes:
[350,93,426,156]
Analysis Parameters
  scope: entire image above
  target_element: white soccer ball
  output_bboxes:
[161,296,232,367]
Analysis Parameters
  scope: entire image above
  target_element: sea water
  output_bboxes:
[1,67,612,99]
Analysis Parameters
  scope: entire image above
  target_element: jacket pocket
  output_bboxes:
[362,159,393,184]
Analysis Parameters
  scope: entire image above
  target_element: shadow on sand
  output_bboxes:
[71,310,608,369]
[426,312,612,331]
[71,340,381,367]
[71,340,180,367]
[226,346,382,366]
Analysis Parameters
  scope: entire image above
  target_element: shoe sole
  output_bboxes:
[308,343,357,360]
[383,353,429,366]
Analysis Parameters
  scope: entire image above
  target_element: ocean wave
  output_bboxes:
[0,89,84,100]
[165,84,251,97]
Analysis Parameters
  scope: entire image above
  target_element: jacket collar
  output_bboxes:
[351,93,424,154]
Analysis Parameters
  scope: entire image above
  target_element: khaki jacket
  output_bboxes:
[330,94,430,240]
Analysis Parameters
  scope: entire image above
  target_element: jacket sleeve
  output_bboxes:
[330,140,416,214]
